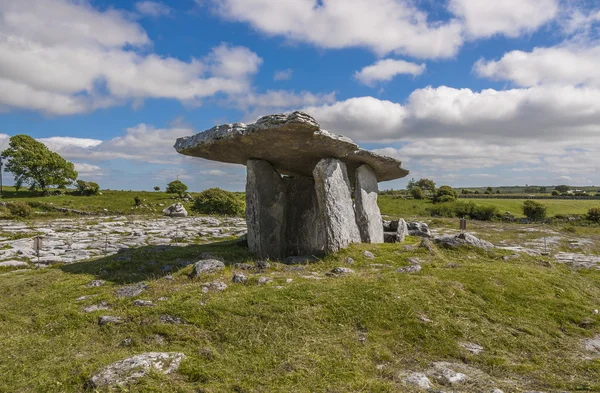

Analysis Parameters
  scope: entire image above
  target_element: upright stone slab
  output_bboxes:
[246,159,286,259]
[354,164,384,243]
[283,176,325,256]
[313,158,361,253]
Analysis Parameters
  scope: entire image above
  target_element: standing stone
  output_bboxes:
[397,218,408,242]
[283,176,325,256]
[313,158,361,253]
[246,159,286,260]
[354,165,384,243]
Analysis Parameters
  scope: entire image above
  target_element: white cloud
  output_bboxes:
[208,0,463,58]
[0,0,262,115]
[273,69,293,81]
[74,163,105,178]
[474,44,600,87]
[448,0,559,38]
[355,59,425,86]
[135,1,173,17]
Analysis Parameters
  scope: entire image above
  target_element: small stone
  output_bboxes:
[344,257,355,265]
[76,295,94,301]
[190,259,225,277]
[87,280,106,287]
[257,276,273,285]
[158,297,169,301]
[232,273,248,283]
[418,314,432,323]
[83,302,110,313]
[331,267,355,275]
[407,258,421,265]
[202,280,228,292]
[116,283,148,298]
[133,300,154,307]
[234,262,253,270]
[460,342,484,355]
[163,275,174,281]
[99,316,123,326]
[403,372,431,389]
[492,390,505,393]
[431,362,468,385]
[283,255,318,265]
[362,250,375,259]
[286,278,293,283]
[256,260,271,270]
[119,338,133,347]
[397,265,422,273]
[159,315,184,324]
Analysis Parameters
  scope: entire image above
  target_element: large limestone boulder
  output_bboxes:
[163,203,187,217]
[246,160,287,260]
[175,112,408,182]
[354,165,384,243]
[434,233,494,250]
[313,158,361,253]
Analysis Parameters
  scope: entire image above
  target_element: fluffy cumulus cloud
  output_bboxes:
[448,0,559,38]
[135,1,173,17]
[355,59,425,86]
[0,0,262,115]
[208,0,464,58]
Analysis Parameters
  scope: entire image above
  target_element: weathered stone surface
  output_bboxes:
[98,316,123,326]
[116,283,148,298]
[403,372,431,389]
[396,219,408,242]
[162,203,187,217]
[202,280,228,292]
[354,165,384,243]
[174,112,408,182]
[0,260,29,268]
[283,255,319,265]
[232,273,247,283]
[283,176,324,256]
[190,259,225,277]
[383,219,408,243]
[313,158,361,253]
[408,222,431,237]
[331,267,355,275]
[434,233,495,250]
[88,352,185,387]
[246,159,286,260]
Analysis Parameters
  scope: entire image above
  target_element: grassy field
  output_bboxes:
[379,196,600,219]
[1,237,600,392]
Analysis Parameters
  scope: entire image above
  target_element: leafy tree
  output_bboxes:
[193,188,245,216]
[154,186,160,191]
[406,178,417,191]
[495,190,501,194]
[75,180,99,196]
[416,178,436,194]
[552,190,560,196]
[522,200,547,221]
[410,186,425,200]
[539,187,547,193]
[1,135,77,193]
[555,185,570,193]
[166,180,188,197]
[433,185,457,203]
[486,187,493,193]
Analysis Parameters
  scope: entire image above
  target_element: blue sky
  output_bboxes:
[1,0,600,191]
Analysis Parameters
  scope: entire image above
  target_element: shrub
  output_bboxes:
[193,188,245,216]
[471,204,499,221]
[426,202,456,218]
[410,186,425,200]
[552,190,560,196]
[134,196,142,206]
[75,180,100,196]
[8,202,34,218]
[166,180,188,197]
[154,186,160,191]
[522,200,547,221]
[587,208,600,223]
[436,195,456,203]
[433,185,457,203]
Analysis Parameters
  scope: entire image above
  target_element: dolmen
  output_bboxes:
[174,111,409,260]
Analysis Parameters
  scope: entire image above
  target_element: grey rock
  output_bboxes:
[190,259,225,277]
[430,362,468,385]
[98,316,123,326]
[162,203,188,218]
[256,260,271,270]
[257,276,273,285]
[584,335,600,352]
[174,111,408,183]
[434,233,494,250]
[344,257,355,265]
[246,159,287,260]
[460,342,484,355]
[133,300,154,307]
[234,262,253,270]
[283,176,325,256]
[397,265,422,273]
[0,260,29,268]
[403,372,431,389]
[331,267,355,275]
[232,273,247,283]
[88,352,185,387]
[283,255,319,265]
[119,338,133,347]
[83,302,110,313]
[160,315,184,324]
[396,219,408,243]
[363,250,375,259]
[116,283,148,298]
[407,222,431,237]
[314,158,361,253]
[202,280,228,292]
[87,280,105,287]
[354,165,384,243]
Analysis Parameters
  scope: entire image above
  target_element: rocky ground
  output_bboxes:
[0,216,246,267]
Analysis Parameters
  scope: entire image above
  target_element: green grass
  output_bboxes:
[379,196,600,219]
[1,237,600,392]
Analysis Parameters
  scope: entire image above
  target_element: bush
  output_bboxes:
[436,195,456,203]
[166,180,188,197]
[75,180,100,196]
[410,186,425,200]
[552,190,560,196]
[8,202,34,218]
[523,200,547,221]
[154,186,160,191]
[433,185,457,203]
[193,188,245,216]
[587,208,600,223]
[471,204,499,221]
[426,202,456,218]
[134,196,142,206]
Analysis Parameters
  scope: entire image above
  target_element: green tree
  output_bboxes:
[75,180,99,196]
[154,186,160,191]
[410,186,425,200]
[1,135,77,193]
[166,180,188,197]
[433,185,457,203]
[554,185,570,193]
[523,200,547,221]
[416,178,436,194]
[193,188,245,216]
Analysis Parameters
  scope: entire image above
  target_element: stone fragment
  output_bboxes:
[584,335,600,353]
[331,267,355,275]
[460,342,484,355]
[434,233,494,250]
[246,159,286,260]
[283,255,318,265]
[160,315,184,324]
[354,165,384,243]
[256,260,271,270]
[403,372,431,389]
[133,300,154,307]
[190,259,225,277]
[408,222,431,237]
[87,280,105,287]
[116,283,148,298]
[232,273,247,283]
[313,158,361,253]
[162,203,187,218]
[234,263,253,270]
[283,176,324,256]
[397,265,422,273]
[98,316,123,326]
[396,219,408,243]
[430,362,468,385]
[363,250,375,259]
[257,276,273,285]
[88,352,186,388]
[202,281,228,292]
[83,302,110,313]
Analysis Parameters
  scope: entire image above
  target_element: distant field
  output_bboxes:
[378,196,600,218]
